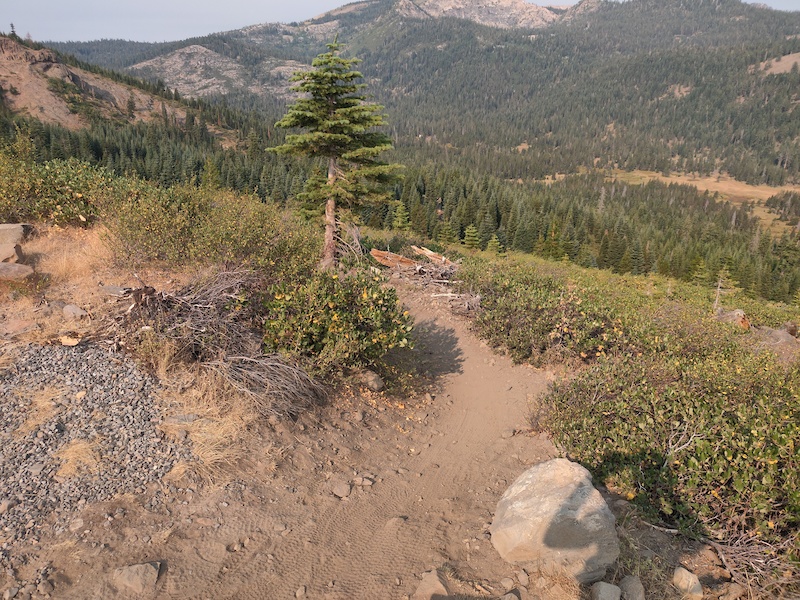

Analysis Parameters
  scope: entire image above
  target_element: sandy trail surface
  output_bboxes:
[24,282,558,599]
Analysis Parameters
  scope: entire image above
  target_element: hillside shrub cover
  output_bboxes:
[261,271,412,374]
[459,254,800,581]
[0,138,112,225]
[1,141,412,377]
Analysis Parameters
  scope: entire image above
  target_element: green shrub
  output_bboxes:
[104,182,320,273]
[546,350,799,549]
[261,270,413,373]
[460,258,638,365]
[103,180,210,263]
[0,142,111,226]
[459,252,800,573]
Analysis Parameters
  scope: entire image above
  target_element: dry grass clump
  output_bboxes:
[114,268,327,420]
[105,268,327,482]
[23,225,113,287]
[55,439,102,478]
[17,385,64,436]
[159,369,282,483]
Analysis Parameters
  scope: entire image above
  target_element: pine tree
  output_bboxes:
[392,201,411,232]
[486,234,502,254]
[463,224,480,249]
[270,39,402,269]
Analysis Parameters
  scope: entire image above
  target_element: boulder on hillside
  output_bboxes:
[0,224,33,245]
[490,458,619,584]
[715,308,750,330]
[0,243,23,263]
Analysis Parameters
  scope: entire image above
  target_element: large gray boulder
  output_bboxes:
[490,458,619,583]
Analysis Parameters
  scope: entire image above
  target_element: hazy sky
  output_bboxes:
[4,0,799,43]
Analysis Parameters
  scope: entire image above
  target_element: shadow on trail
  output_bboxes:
[382,318,464,382]
[410,318,465,378]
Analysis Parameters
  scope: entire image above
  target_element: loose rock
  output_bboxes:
[0,499,17,515]
[0,244,22,264]
[591,582,621,600]
[619,575,645,600]
[112,562,161,595]
[672,567,702,600]
[36,581,53,596]
[411,570,450,600]
[0,319,37,339]
[360,369,385,392]
[501,577,515,591]
[0,263,34,282]
[0,344,192,567]
[62,304,88,320]
[331,481,351,499]
[2,587,18,600]
[490,458,619,583]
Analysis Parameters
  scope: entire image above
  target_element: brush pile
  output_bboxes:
[105,268,327,419]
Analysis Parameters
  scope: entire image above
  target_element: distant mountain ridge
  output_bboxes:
[28,0,800,185]
[393,0,561,28]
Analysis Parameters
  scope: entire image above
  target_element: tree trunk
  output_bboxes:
[320,157,338,270]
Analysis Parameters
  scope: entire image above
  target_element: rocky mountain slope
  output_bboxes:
[394,0,562,29]
[129,44,305,100]
[0,37,186,130]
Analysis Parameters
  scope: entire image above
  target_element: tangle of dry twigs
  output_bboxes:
[104,268,327,419]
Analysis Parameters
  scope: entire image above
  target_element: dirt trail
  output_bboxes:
[38,283,558,599]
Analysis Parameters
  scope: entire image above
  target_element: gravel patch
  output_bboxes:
[0,343,192,564]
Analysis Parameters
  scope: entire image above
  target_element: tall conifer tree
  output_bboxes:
[271,39,401,269]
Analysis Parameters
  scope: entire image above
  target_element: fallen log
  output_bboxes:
[369,248,419,268]
[410,245,456,267]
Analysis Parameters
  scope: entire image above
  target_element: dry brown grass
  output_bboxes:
[756,52,800,75]
[611,169,800,235]
[24,226,113,286]
[55,438,102,478]
[17,385,64,436]
[613,515,681,600]
[159,368,270,484]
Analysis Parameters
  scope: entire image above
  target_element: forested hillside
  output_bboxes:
[4,0,800,302]
[49,0,800,185]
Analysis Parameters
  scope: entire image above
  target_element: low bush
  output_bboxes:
[459,257,640,365]
[0,140,112,226]
[261,270,413,374]
[103,181,319,275]
[546,352,799,546]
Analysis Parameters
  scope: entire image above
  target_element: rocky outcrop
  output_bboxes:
[715,308,750,330]
[395,0,560,29]
[490,458,619,583]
